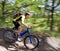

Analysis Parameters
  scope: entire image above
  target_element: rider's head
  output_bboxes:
[25,12,30,19]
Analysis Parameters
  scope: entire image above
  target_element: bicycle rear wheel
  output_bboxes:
[3,29,17,43]
[24,35,39,50]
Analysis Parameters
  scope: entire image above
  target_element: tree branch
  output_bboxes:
[54,0,60,8]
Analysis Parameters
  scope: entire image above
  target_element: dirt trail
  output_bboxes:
[0,28,60,51]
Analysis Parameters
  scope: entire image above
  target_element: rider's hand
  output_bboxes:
[28,25,32,29]
[27,23,32,29]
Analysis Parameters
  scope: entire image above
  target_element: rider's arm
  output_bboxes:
[21,15,29,28]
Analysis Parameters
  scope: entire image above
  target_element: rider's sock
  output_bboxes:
[17,35,22,42]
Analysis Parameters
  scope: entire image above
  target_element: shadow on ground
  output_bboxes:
[0,28,60,51]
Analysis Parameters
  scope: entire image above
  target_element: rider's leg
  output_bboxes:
[13,21,22,35]
[17,26,23,41]
[17,26,22,35]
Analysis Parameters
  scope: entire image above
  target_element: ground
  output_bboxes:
[0,28,60,51]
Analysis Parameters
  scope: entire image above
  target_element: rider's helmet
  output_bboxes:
[25,12,30,16]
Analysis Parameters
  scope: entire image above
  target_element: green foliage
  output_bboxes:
[0,0,60,38]
[0,16,13,28]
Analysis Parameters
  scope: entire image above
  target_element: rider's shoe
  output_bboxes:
[17,36,23,42]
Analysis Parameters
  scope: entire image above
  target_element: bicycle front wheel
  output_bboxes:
[24,35,39,50]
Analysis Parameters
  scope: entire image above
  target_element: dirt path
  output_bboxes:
[0,28,60,51]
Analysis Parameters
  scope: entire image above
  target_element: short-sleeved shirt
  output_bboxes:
[13,15,25,29]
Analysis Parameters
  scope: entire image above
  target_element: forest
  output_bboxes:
[0,0,60,38]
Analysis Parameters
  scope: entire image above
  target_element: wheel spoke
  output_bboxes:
[24,35,39,50]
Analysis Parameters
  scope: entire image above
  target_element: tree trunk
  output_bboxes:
[50,0,54,31]
[1,0,6,19]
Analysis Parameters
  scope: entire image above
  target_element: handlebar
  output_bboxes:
[27,27,32,30]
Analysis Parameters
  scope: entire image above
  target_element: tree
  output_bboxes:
[1,0,6,19]
[45,0,60,31]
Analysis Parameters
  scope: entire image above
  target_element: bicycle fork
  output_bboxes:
[29,35,32,43]
[28,32,32,43]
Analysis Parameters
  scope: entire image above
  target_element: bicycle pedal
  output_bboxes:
[18,37,23,42]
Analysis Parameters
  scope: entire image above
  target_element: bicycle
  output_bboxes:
[3,28,39,50]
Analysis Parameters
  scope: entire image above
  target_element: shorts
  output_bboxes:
[13,21,20,29]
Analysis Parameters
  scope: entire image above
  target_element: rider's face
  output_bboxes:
[25,15,30,19]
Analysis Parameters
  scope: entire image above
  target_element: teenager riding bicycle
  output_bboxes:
[13,11,31,41]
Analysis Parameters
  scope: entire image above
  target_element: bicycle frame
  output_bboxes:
[20,28,32,43]
[20,28,30,37]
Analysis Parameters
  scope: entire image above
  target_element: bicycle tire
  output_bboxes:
[24,35,39,50]
[3,29,17,43]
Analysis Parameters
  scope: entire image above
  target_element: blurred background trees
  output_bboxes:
[0,0,60,37]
